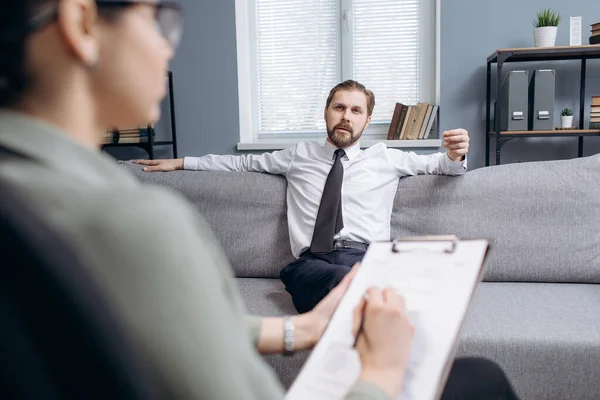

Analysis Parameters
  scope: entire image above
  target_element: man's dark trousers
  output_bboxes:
[280,247,365,313]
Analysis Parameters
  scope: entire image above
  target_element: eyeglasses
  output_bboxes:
[28,0,183,49]
[97,1,183,49]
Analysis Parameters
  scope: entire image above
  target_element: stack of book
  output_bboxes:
[590,96,600,130]
[102,126,155,144]
[590,22,600,45]
[386,102,438,140]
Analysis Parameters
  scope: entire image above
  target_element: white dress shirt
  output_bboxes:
[184,141,466,258]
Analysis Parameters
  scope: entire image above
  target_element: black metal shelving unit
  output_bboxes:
[102,71,178,159]
[486,45,600,166]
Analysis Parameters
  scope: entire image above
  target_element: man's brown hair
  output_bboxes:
[325,80,375,117]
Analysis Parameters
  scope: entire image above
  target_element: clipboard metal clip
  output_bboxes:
[391,235,459,254]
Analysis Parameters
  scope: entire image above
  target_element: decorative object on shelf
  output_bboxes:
[528,69,555,131]
[533,8,562,47]
[560,108,574,128]
[570,16,582,46]
[590,22,600,45]
[497,70,529,131]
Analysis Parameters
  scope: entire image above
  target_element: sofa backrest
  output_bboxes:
[391,155,600,283]
[121,154,600,283]
[121,164,295,278]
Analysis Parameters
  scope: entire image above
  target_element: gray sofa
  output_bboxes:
[121,154,600,400]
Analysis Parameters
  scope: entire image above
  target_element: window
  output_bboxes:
[236,0,439,148]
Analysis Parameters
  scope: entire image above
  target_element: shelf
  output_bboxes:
[102,142,149,148]
[102,141,174,147]
[362,139,442,148]
[488,129,600,137]
[101,71,178,159]
[486,45,598,165]
[487,44,600,64]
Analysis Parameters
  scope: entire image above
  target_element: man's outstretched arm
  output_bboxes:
[136,146,296,175]
[389,128,469,176]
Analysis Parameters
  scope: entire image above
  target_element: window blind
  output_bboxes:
[254,0,339,138]
[349,0,421,124]
[252,0,425,138]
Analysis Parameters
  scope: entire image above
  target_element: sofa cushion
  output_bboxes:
[236,278,296,316]
[233,279,600,399]
[393,155,600,283]
[458,282,600,400]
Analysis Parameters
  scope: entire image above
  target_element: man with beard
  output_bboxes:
[137,80,470,313]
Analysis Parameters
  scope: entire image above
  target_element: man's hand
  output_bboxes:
[443,129,469,161]
[135,158,184,172]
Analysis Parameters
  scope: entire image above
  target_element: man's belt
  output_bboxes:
[332,239,369,252]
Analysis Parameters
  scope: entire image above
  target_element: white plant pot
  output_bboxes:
[534,26,558,47]
[560,115,573,128]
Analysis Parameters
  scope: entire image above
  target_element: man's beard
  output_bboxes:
[327,122,365,148]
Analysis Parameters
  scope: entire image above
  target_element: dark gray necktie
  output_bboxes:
[309,149,346,253]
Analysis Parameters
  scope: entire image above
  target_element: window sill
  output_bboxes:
[237,139,442,151]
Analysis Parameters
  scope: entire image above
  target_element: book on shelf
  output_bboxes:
[387,102,438,140]
[395,105,411,140]
[387,103,405,139]
[402,105,420,140]
[589,97,600,129]
[590,22,600,44]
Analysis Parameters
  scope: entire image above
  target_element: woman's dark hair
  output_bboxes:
[0,0,125,108]
[0,0,33,107]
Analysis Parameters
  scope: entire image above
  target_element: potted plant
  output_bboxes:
[560,108,574,128]
[533,8,562,47]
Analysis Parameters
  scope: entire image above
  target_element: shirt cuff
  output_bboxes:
[444,153,467,174]
[245,315,262,347]
[183,156,202,170]
[344,380,390,400]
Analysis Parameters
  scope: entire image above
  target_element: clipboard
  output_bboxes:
[391,235,460,253]
[286,236,491,400]
[391,236,491,400]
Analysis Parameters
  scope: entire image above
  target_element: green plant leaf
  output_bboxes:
[533,8,562,27]
[561,108,573,116]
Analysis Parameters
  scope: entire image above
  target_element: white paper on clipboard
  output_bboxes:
[286,236,490,400]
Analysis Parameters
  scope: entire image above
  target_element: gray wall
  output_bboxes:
[112,0,599,170]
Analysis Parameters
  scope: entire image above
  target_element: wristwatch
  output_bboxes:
[283,315,295,356]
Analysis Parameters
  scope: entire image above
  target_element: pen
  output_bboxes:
[353,293,369,348]
[353,313,365,348]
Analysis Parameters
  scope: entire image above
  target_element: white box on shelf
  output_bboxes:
[570,16,582,46]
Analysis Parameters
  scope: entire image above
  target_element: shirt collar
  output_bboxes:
[323,139,361,161]
[0,108,132,185]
